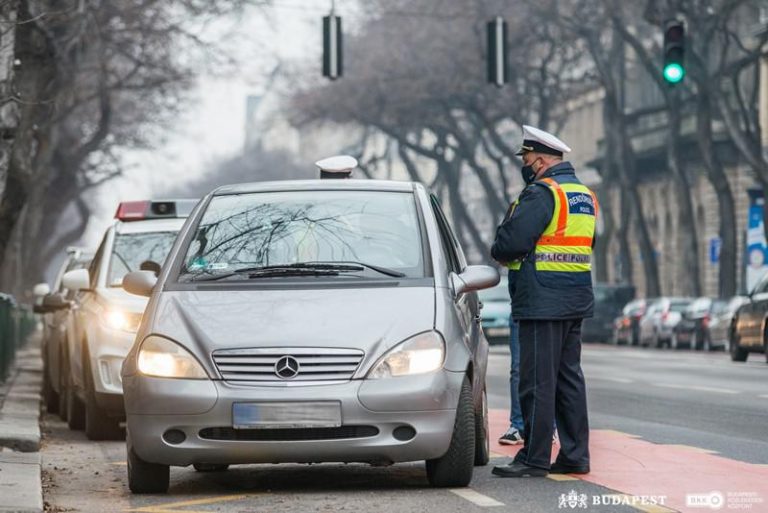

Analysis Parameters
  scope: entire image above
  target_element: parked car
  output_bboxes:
[34,247,94,420]
[582,284,635,343]
[708,296,749,351]
[61,200,195,440]
[730,273,768,362]
[638,297,692,348]
[120,179,498,493]
[672,297,728,351]
[479,276,509,345]
[612,298,647,346]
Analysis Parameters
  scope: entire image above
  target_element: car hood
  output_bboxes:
[146,287,436,367]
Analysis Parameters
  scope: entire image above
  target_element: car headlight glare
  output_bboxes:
[137,336,207,379]
[369,331,445,379]
[102,309,142,332]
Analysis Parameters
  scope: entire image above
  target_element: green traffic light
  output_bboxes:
[663,63,685,83]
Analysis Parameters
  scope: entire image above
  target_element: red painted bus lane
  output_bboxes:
[489,409,767,513]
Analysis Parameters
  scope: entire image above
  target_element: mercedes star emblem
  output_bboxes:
[275,355,300,379]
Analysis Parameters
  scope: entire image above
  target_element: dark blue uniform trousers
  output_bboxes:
[513,319,590,470]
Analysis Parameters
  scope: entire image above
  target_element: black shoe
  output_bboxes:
[549,462,590,474]
[492,462,549,478]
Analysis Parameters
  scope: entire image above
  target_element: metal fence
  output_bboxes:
[0,294,37,382]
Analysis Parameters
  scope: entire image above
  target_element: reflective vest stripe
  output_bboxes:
[537,235,593,247]
[534,178,596,273]
[590,191,600,219]
[541,178,568,237]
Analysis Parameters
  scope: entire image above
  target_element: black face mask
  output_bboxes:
[520,164,537,185]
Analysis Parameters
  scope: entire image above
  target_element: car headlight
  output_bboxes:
[368,331,445,379]
[137,336,208,379]
[101,309,142,332]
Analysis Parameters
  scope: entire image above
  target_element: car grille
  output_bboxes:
[199,426,379,441]
[212,347,365,383]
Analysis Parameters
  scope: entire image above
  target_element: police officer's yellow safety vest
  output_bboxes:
[507,178,597,273]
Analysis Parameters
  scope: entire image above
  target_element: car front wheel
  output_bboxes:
[84,356,123,441]
[426,376,475,487]
[729,327,748,362]
[474,386,489,466]
[128,445,169,494]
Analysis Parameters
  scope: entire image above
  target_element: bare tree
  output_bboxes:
[290,0,587,260]
[0,0,268,294]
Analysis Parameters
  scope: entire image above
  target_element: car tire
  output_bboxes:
[425,376,475,487]
[128,445,169,494]
[84,356,123,441]
[729,328,748,362]
[58,347,69,422]
[66,368,85,430]
[193,463,229,472]
[43,360,60,415]
[473,386,489,467]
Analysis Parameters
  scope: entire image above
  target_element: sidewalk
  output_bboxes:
[0,331,44,513]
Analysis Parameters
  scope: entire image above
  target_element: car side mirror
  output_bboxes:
[123,271,158,297]
[62,269,91,292]
[451,265,500,299]
[33,293,70,314]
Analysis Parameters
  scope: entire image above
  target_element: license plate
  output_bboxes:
[232,401,342,429]
[486,328,510,337]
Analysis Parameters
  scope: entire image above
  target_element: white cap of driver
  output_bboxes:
[315,155,358,179]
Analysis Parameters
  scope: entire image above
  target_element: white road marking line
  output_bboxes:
[590,376,634,383]
[654,383,738,394]
[449,488,505,507]
[758,394,768,399]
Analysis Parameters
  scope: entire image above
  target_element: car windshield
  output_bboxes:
[107,232,178,287]
[479,279,508,302]
[178,190,425,282]
[669,300,691,312]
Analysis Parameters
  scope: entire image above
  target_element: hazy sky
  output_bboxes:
[83,0,361,246]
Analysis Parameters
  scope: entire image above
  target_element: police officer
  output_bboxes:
[491,125,597,478]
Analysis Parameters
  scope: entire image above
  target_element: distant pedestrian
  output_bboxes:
[491,125,596,477]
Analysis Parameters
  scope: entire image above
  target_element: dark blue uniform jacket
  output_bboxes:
[491,162,594,320]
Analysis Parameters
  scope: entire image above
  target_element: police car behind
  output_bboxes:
[61,200,195,440]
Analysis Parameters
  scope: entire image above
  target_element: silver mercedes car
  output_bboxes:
[121,179,499,493]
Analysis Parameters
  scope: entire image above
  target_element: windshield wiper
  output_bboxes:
[185,261,405,282]
[185,265,342,282]
[290,261,406,278]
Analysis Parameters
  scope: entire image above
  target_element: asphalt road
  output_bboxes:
[41,343,768,513]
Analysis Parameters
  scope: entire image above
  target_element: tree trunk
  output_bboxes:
[696,90,737,298]
[593,185,612,283]
[0,0,57,287]
[618,187,634,284]
[666,94,702,297]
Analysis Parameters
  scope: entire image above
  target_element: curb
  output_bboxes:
[0,332,44,513]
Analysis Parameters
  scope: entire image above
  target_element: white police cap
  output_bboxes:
[315,155,358,178]
[516,125,571,156]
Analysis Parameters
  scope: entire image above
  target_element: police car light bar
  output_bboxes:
[115,200,198,221]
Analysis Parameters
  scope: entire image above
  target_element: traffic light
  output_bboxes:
[323,15,342,80]
[487,17,508,87]
[663,19,685,84]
